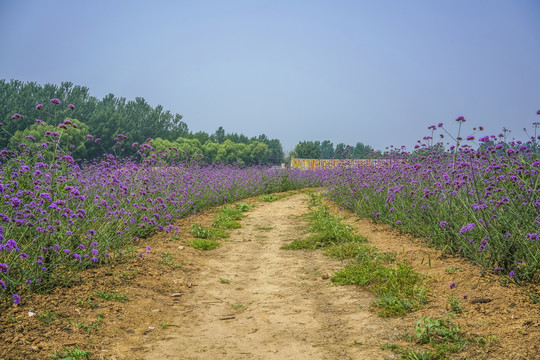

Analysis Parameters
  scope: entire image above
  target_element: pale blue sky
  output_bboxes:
[1,0,539,152]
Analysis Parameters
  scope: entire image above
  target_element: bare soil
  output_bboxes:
[0,191,539,359]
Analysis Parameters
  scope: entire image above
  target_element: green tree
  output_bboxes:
[334,143,347,158]
[176,137,203,158]
[191,131,210,144]
[292,141,321,159]
[246,141,270,165]
[0,80,188,159]
[320,140,334,159]
[202,140,220,163]
[213,126,226,144]
[351,142,373,158]
[9,118,90,159]
[266,138,284,165]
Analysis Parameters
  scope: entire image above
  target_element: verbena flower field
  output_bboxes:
[0,155,324,307]
[324,121,540,284]
[1,101,539,309]
[0,101,325,307]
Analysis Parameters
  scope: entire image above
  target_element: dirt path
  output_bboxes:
[120,193,399,359]
[1,191,539,359]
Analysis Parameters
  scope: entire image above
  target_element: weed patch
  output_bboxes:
[38,309,58,325]
[382,313,497,359]
[235,203,252,212]
[187,200,256,250]
[189,238,220,250]
[260,193,289,202]
[190,223,229,239]
[324,243,362,259]
[95,289,129,302]
[49,346,91,360]
[447,294,463,313]
[212,205,245,229]
[282,201,366,250]
[160,252,183,268]
[283,196,426,317]
[333,257,428,317]
[384,315,468,359]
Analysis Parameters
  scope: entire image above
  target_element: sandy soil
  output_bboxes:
[0,191,539,360]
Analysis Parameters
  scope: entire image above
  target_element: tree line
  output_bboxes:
[290,140,376,159]
[0,80,284,165]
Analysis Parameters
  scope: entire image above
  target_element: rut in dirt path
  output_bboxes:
[137,193,401,360]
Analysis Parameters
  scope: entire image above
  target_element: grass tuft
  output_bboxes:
[212,205,244,229]
[332,257,428,317]
[95,289,129,302]
[190,223,229,239]
[282,202,366,250]
[189,238,220,250]
[49,346,91,360]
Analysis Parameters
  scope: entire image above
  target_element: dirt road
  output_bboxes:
[120,193,400,359]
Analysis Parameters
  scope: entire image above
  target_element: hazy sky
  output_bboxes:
[1,1,539,152]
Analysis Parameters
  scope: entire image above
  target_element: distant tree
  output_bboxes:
[253,134,268,143]
[351,142,373,158]
[202,140,219,162]
[334,143,347,158]
[409,143,447,158]
[1,80,286,164]
[191,131,210,144]
[213,126,226,144]
[176,138,203,158]
[226,132,249,144]
[292,141,321,159]
[266,138,284,165]
[246,141,270,164]
[0,80,189,159]
[9,117,90,160]
[320,140,334,159]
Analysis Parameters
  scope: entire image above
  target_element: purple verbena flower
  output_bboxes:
[12,294,21,305]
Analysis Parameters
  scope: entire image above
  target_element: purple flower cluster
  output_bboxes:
[0,130,323,304]
[323,121,540,279]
